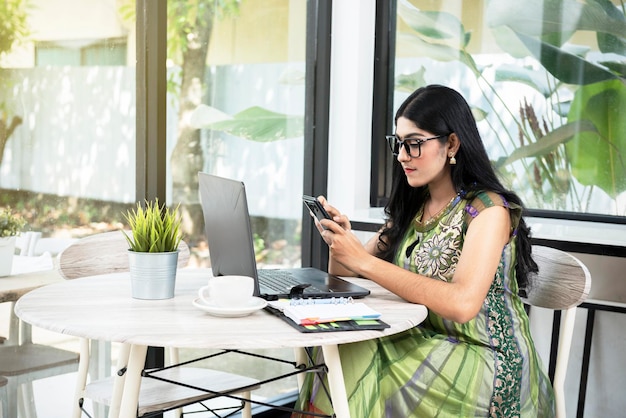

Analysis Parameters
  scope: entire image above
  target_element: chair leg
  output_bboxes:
[7,303,19,346]
[0,384,7,418]
[89,339,111,418]
[6,379,18,418]
[19,382,38,418]
[553,307,577,418]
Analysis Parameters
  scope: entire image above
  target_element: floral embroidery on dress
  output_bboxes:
[413,208,463,280]
[486,258,523,417]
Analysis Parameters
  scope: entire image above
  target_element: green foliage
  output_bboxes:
[194,106,304,141]
[252,233,265,257]
[0,0,30,58]
[123,199,183,253]
[566,79,626,198]
[0,206,25,237]
[397,0,626,209]
[117,0,240,83]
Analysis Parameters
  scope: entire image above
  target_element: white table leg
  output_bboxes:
[118,344,147,418]
[91,339,112,418]
[73,338,91,418]
[108,343,131,418]
[293,347,308,391]
[241,390,252,418]
[321,344,350,418]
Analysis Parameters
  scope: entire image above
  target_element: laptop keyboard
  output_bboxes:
[258,270,322,294]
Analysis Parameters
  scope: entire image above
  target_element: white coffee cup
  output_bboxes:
[198,275,255,308]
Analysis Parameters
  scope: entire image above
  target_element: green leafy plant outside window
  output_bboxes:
[395,0,626,214]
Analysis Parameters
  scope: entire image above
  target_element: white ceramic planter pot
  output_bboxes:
[0,236,16,277]
[128,250,179,299]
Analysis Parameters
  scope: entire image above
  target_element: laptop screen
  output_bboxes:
[198,172,261,295]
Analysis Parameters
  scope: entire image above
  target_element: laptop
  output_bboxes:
[198,172,370,300]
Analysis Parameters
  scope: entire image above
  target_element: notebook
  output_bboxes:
[265,298,390,333]
[266,298,381,325]
[198,172,371,301]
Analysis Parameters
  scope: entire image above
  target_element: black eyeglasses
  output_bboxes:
[386,134,448,158]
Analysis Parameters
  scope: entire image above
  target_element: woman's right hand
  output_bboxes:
[316,196,352,233]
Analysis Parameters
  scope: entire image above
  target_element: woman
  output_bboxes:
[296,85,555,417]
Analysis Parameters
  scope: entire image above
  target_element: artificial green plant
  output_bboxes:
[123,199,183,253]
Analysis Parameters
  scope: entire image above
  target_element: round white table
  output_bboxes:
[15,268,427,418]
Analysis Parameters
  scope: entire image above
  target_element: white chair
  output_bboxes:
[56,230,190,281]
[32,236,79,257]
[14,231,40,256]
[14,231,79,259]
[0,303,79,418]
[57,231,260,418]
[523,245,592,418]
[16,231,79,257]
[0,236,79,418]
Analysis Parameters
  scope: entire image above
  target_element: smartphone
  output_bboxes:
[302,195,332,228]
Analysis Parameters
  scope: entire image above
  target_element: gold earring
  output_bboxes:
[449,153,456,165]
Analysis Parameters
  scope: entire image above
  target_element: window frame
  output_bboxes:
[301,0,333,271]
[369,0,396,209]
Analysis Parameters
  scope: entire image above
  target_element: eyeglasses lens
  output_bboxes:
[386,136,421,158]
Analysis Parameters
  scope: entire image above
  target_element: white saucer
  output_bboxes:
[192,297,268,318]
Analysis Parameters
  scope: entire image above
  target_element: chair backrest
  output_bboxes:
[524,245,592,418]
[524,245,592,310]
[57,230,190,280]
[16,231,79,257]
[14,231,40,256]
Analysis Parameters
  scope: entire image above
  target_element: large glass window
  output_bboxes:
[163,0,307,271]
[1,0,307,413]
[163,0,307,406]
[376,0,626,219]
[0,0,136,415]
[0,0,135,246]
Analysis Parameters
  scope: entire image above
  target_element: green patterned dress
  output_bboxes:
[294,191,555,418]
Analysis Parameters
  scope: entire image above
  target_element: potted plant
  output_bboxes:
[0,206,25,276]
[123,198,183,299]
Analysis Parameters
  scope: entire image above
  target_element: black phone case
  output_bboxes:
[302,195,331,223]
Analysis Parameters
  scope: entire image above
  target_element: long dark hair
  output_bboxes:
[377,84,536,291]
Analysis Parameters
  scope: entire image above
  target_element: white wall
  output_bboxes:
[326,0,376,220]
